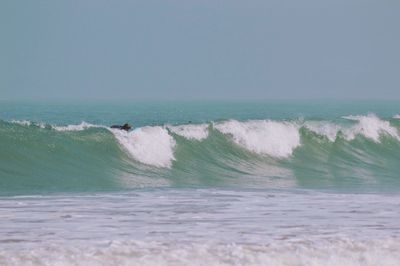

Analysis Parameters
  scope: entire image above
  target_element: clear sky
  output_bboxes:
[1,0,399,101]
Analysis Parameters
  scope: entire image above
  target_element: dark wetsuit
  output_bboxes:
[111,123,132,131]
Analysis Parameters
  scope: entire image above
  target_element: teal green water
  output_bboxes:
[1,101,400,195]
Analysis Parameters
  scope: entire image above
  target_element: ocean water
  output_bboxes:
[1,101,400,265]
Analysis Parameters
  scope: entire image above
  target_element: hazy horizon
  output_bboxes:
[1,0,399,101]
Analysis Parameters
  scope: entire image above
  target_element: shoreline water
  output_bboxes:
[1,188,400,265]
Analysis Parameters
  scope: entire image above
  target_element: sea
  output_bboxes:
[1,100,400,265]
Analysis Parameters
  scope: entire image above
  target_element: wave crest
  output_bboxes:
[53,122,104,131]
[214,120,301,158]
[304,121,341,142]
[111,126,176,168]
[343,114,400,142]
[168,124,209,140]
[10,120,46,128]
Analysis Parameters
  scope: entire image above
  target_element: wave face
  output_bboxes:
[2,112,400,195]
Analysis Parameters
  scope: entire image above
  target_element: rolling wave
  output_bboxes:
[1,114,400,194]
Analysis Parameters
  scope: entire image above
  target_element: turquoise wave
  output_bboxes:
[1,116,400,195]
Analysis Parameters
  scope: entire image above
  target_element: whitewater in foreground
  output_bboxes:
[1,101,400,265]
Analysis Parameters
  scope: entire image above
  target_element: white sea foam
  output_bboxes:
[168,124,209,140]
[11,119,31,126]
[53,121,103,131]
[304,121,341,142]
[2,190,400,266]
[1,239,400,266]
[10,120,46,128]
[111,126,176,168]
[341,115,361,121]
[214,120,300,158]
[343,114,400,142]
[393,114,400,119]
[304,115,400,142]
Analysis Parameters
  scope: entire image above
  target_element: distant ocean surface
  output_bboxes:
[1,101,400,265]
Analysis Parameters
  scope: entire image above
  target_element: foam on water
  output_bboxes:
[10,119,32,126]
[11,119,46,128]
[304,121,341,142]
[2,189,400,266]
[168,124,209,140]
[343,114,400,142]
[393,114,400,119]
[1,239,400,266]
[53,121,104,131]
[214,120,300,158]
[111,126,176,168]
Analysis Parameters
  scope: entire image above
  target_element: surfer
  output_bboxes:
[110,123,132,131]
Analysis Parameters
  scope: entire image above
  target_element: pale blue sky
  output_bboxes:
[1,0,399,100]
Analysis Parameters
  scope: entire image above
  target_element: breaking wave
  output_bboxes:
[112,126,176,168]
[168,124,209,141]
[214,120,300,158]
[2,114,400,194]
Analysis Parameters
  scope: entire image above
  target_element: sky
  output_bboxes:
[1,0,399,101]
